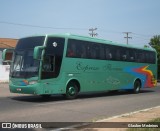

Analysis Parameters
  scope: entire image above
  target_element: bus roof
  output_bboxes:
[24,33,156,52]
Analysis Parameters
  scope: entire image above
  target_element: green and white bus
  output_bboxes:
[3,34,157,99]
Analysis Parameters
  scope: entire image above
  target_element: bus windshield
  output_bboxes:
[10,36,45,78]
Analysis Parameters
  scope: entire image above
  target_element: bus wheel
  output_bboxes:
[66,82,78,99]
[133,80,141,94]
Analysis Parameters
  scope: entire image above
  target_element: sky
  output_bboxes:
[0,0,160,47]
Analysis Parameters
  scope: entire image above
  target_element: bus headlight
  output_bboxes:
[29,80,37,85]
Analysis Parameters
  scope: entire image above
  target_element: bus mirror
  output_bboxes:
[33,46,45,60]
[2,48,14,61]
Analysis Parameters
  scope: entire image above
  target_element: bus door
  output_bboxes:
[41,37,65,80]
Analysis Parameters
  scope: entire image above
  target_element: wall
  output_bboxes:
[0,65,10,82]
[0,51,2,64]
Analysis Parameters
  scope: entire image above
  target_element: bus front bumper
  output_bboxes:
[9,82,43,95]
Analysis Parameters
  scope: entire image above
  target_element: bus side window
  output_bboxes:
[91,48,96,59]
[139,52,145,63]
[149,52,156,64]
[135,50,145,63]
[120,49,125,61]
[81,44,87,58]
[145,52,149,63]
[93,44,100,59]
[74,42,81,58]
[67,43,76,57]
[116,49,121,61]
[129,50,135,62]
[122,54,127,61]
[106,49,112,60]
[86,44,92,59]
[100,45,105,60]
[135,51,140,62]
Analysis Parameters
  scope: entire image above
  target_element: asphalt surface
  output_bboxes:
[0,83,160,123]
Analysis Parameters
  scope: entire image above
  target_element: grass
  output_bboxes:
[150,118,160,122]
[127,118,160,131]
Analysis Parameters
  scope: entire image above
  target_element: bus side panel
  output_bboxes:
[122,64,157,89]
[63,59,131,92]
[63,58,157,93]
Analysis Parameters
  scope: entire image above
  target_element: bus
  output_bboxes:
[2,33,157,99]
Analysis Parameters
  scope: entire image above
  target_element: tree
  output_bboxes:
[149,35,160,61]
[149,35,160,79]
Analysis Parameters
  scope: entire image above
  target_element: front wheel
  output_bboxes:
[66,82,78,99]
[133,80,141,94]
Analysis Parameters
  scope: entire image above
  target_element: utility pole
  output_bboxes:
[89,28,98,37]
[123,32,132,44]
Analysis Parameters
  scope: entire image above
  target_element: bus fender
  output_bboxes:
[66,78,81,92]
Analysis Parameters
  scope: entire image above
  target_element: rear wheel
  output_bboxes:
[133,80,141,94]
[66,82,78,99]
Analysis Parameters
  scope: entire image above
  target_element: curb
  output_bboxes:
[97,106,160,122]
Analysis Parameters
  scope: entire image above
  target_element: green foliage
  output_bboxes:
[149,35,160,62]
[150,35,160,46]
[149,35,160,79]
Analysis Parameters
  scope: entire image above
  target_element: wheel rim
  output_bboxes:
[68,86,76,96]
[136,85,140,92]
[135,81,140,93]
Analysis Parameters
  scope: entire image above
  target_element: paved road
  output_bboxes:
[0,83,160,122]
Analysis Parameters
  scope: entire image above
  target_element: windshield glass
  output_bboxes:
[10,36,45,78]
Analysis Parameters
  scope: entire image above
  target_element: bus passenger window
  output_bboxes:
[128,50,135,62]
[130,56,134,61]
[100,45,105,60]
[116,50,121,61]
[81,45,87,58]
[122,55,127,61]
[67,43,76,57]
[105,48,112,60]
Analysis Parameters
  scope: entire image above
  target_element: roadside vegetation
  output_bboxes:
[149,35,160,79]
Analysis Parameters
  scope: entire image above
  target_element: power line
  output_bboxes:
[98,28,122,34]
[0,21,154,44]
[132,32,153,38]
[132,35,150,41]
[0,21,153,37]
[0,21,87,30]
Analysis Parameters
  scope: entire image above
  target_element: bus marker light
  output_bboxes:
[68,74,73,76]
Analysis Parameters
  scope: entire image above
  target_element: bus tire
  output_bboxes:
[66,81,78,99]
[133,80,141,94]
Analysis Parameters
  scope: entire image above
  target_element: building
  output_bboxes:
[0,38,18,65]
[0,38,18,82]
